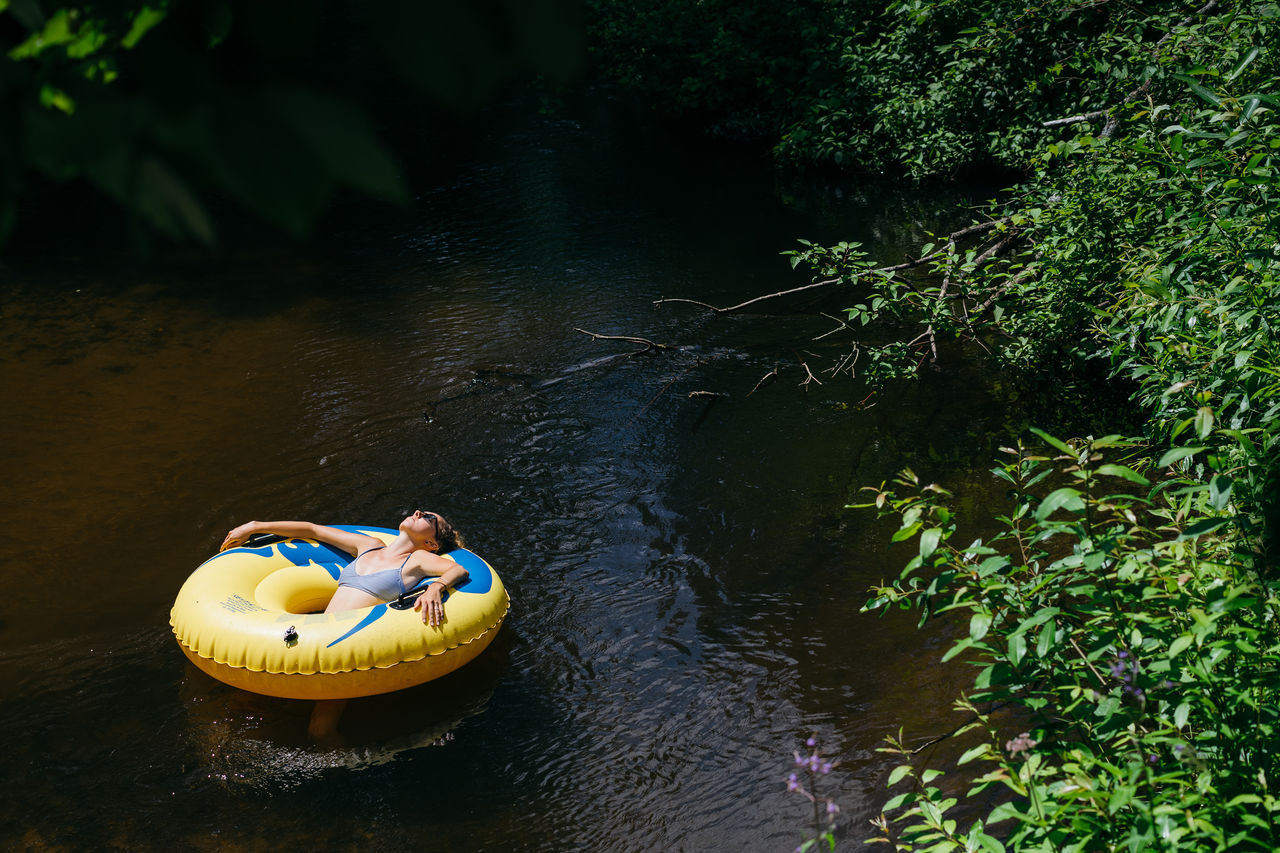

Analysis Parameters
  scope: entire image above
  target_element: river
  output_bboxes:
[0,96,1017,850]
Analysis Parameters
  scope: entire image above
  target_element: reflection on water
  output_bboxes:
[0,97,1016,850]
[182,640,506,789]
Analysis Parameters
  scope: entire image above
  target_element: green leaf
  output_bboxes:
[1157,446,1206,467]
[1208,475,1232,511]
[1029,427,1073,456]
[987,802,1024,824]
[122,7,167,49]
[957,743,990,765]
[1008,633,1027,666]
[260,86,408,205]
[884,792,916,811]
[1108,784,1134,814]
[1036,619,1055,658]
[970,611,993,641]
[1168,634,1194,657]
[892,521,923,543]
[1095,464,1149,486]
[1194,406,1214,439]
[1035,487,1085,521]
[1177,76,1223,106]
[1227,46,1261,81]
[1177,517,1230,541]
[975,833,1006,853]
[135,158,216,244]
[920,527,942,559]
[942,637,975,663]
[888,764,913,786]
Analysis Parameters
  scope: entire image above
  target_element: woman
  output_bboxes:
[220,510,469,627]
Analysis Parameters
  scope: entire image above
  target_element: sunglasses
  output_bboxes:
[416,510,440,531]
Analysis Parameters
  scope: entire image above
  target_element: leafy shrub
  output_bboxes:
[861,436,1280,852]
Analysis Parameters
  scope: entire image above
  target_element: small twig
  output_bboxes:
[749,368,779,395]
[812,312,856,341]
[1041,110,1107,128]
[826,344,860,379]
[970,266,1036,317]
[970,232,1021,268]
[687,390,725,399]
[909,699,1016,755]
[1068,630,1109,690]
[799,361,824,388]
[876,219,1006,274]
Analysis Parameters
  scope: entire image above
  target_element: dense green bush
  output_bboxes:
[590,1,1280,846]
[776,0,1256,176]
[862,436,1280,852]
[826,8,1280,850]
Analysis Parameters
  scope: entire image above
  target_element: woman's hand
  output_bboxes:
[414,583,448,627]
[220,522,257,552]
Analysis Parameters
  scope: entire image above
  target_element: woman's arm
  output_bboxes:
[220,521,381,557]
[413,554,470,627]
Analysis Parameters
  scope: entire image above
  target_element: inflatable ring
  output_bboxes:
[170,526,509,700]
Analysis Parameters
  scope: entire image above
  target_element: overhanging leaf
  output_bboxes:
[1177,517,1230,541]
[1157,446,1206,467]
[1035,487,1085,521]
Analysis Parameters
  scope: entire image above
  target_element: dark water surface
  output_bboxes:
[0,101,1017,850]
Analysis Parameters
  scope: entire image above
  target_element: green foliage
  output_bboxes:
[587,0,1267,181]
[771,7,1280,849]
[778,0,1239,176]
[784,9,1280,410]
[861,439,1280,852]
[584,0,870,141]
[0,0,583,248]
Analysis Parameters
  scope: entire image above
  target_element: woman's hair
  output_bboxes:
[434,513,465,553]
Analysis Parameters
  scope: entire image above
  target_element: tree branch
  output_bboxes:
[654,278,841,314]
[1041,0,1222,137]
[574,328,670,353]
[655,218,1009,316]
[1041,109,1107,128]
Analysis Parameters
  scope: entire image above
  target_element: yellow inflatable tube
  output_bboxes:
[170,526,509,700]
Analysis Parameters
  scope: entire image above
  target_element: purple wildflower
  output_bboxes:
[1005,732,1038,756]
[1109,650,1146,702]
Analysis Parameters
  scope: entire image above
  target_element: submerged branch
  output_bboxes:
[749,367,780,395]
[799,359,823,389]
[574,328,670,354]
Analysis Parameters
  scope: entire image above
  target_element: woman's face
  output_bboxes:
[401,510,440,549]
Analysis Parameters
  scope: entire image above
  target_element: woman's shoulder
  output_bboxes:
[409,550,461,571]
